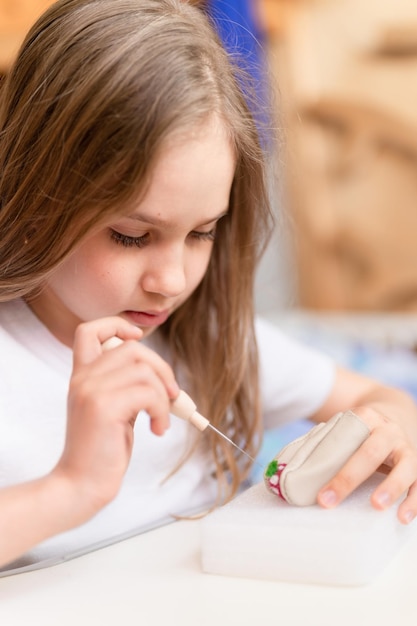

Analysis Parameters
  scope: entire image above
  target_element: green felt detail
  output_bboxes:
[265,459,278,478]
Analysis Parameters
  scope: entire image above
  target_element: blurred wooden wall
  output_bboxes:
[259,0,417,312]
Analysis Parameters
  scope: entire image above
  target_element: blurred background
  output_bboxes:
[1,1,417,450]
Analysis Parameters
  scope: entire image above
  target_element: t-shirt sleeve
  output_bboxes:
[256,317,336,428]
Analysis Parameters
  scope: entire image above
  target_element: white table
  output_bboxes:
[1,518,416,626]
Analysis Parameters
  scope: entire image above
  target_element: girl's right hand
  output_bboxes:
[53,317,179,522]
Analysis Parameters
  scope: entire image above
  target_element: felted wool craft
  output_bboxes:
[264,410,371,506]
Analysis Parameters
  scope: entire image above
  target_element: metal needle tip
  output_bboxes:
[207,423,264,470]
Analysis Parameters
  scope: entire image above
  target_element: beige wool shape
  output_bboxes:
[264,411,371,506]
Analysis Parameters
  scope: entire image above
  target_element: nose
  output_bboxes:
[141,243,187,298]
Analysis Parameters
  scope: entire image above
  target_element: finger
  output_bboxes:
[111,383,172,435]
[71,360,172,426]
[397,481,417,525]
[98,337,179,398]
[103,361,172,420]
[371,450,417,512]
[317,427,394,508]
[73,317,142,365]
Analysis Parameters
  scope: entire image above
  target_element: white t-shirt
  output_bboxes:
[0,299,334,569]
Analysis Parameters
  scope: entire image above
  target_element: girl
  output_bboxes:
[0,0,416,571]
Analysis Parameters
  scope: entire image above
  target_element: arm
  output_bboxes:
[312,366,417,524]
[0,472,88,567]
[0,317,179,568]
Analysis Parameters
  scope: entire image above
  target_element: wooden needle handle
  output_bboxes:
[170,390,209,431]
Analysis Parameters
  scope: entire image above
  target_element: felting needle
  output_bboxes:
[171,389,264,469]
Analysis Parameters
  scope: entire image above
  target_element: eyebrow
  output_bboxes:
[126,209,229,228]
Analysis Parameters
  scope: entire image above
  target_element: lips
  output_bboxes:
[124,309,170,327]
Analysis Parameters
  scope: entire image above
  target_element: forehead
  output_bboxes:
[120,120,235,221]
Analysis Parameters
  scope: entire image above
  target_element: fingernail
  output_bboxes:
[404,511,415,524]
[375,491,391,508]
[319,489,338,507]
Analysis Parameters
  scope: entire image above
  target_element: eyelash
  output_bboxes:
[109,228,216,248]
[190,229,216,242]
[110,230,149,248]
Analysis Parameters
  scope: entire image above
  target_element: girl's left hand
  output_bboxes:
[317,405,417,524]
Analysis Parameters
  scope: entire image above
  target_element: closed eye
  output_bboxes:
[110,229,149,248]
[109,225,218,248]
[189,228,216,242]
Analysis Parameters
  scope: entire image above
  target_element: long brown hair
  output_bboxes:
[0,0,274,503]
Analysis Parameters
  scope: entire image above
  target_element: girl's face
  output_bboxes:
[28,120,236,346]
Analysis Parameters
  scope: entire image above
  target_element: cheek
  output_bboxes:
[61,250,104,286]
[51,243,126,299]
[79,257,132,299]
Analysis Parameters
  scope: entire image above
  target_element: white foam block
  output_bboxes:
[201,475,416,586]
